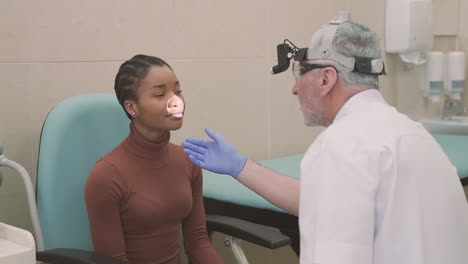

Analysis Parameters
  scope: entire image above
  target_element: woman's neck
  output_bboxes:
[133,121,167,142]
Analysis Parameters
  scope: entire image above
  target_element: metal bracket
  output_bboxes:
[224,235,249,264]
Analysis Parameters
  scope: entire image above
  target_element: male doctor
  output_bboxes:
[182,12,468,264]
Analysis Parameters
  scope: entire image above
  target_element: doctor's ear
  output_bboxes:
[320,67,339,96]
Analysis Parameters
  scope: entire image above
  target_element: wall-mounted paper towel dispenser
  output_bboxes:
[385,0,433,64]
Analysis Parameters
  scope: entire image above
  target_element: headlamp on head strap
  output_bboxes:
[270,11,386,76]
[270,40,307,74]
[271,39,386,76]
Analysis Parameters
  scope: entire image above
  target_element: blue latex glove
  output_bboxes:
[182,128,247,178]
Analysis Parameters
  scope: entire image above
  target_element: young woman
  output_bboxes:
[85,55,222,264]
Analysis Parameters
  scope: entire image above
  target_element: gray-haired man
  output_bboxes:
[183,12,468,264]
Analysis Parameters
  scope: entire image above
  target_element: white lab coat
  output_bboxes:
[299,89,468,264]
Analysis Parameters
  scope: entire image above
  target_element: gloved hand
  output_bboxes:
[182,128,247,178]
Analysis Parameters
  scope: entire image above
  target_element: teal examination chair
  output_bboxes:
[34,94,291,264]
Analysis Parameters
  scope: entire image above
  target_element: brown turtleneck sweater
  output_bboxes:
[85,123,222,264]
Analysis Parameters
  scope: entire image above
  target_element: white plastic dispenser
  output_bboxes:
[446,51,465,100]
[424,51,445,102]
[385,0,433,64]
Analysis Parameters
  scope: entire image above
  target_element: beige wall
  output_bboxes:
[0,1,466,263]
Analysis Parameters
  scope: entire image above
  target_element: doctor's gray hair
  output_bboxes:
[316,21,382,89]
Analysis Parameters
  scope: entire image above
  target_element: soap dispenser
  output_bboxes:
[446,51,465,100]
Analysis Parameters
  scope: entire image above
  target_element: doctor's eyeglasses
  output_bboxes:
[292,61,338,80]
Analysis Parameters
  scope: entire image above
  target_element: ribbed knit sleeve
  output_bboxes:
[182,165,223,264]
[85,160,129,262]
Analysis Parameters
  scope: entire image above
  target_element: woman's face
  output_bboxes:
[130,66,185,135]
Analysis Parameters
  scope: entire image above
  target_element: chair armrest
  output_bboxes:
[206,214,291,249]
[36,248,127,264]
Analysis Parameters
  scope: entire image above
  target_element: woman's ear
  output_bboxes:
[124,100,138,118]
[320,67,339,96]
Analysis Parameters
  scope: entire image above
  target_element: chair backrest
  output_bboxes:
[37,94,130,251]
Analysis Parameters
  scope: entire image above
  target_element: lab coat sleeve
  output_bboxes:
[84,160,128,262]
[181,165,223,264]
[300,139,384,264]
